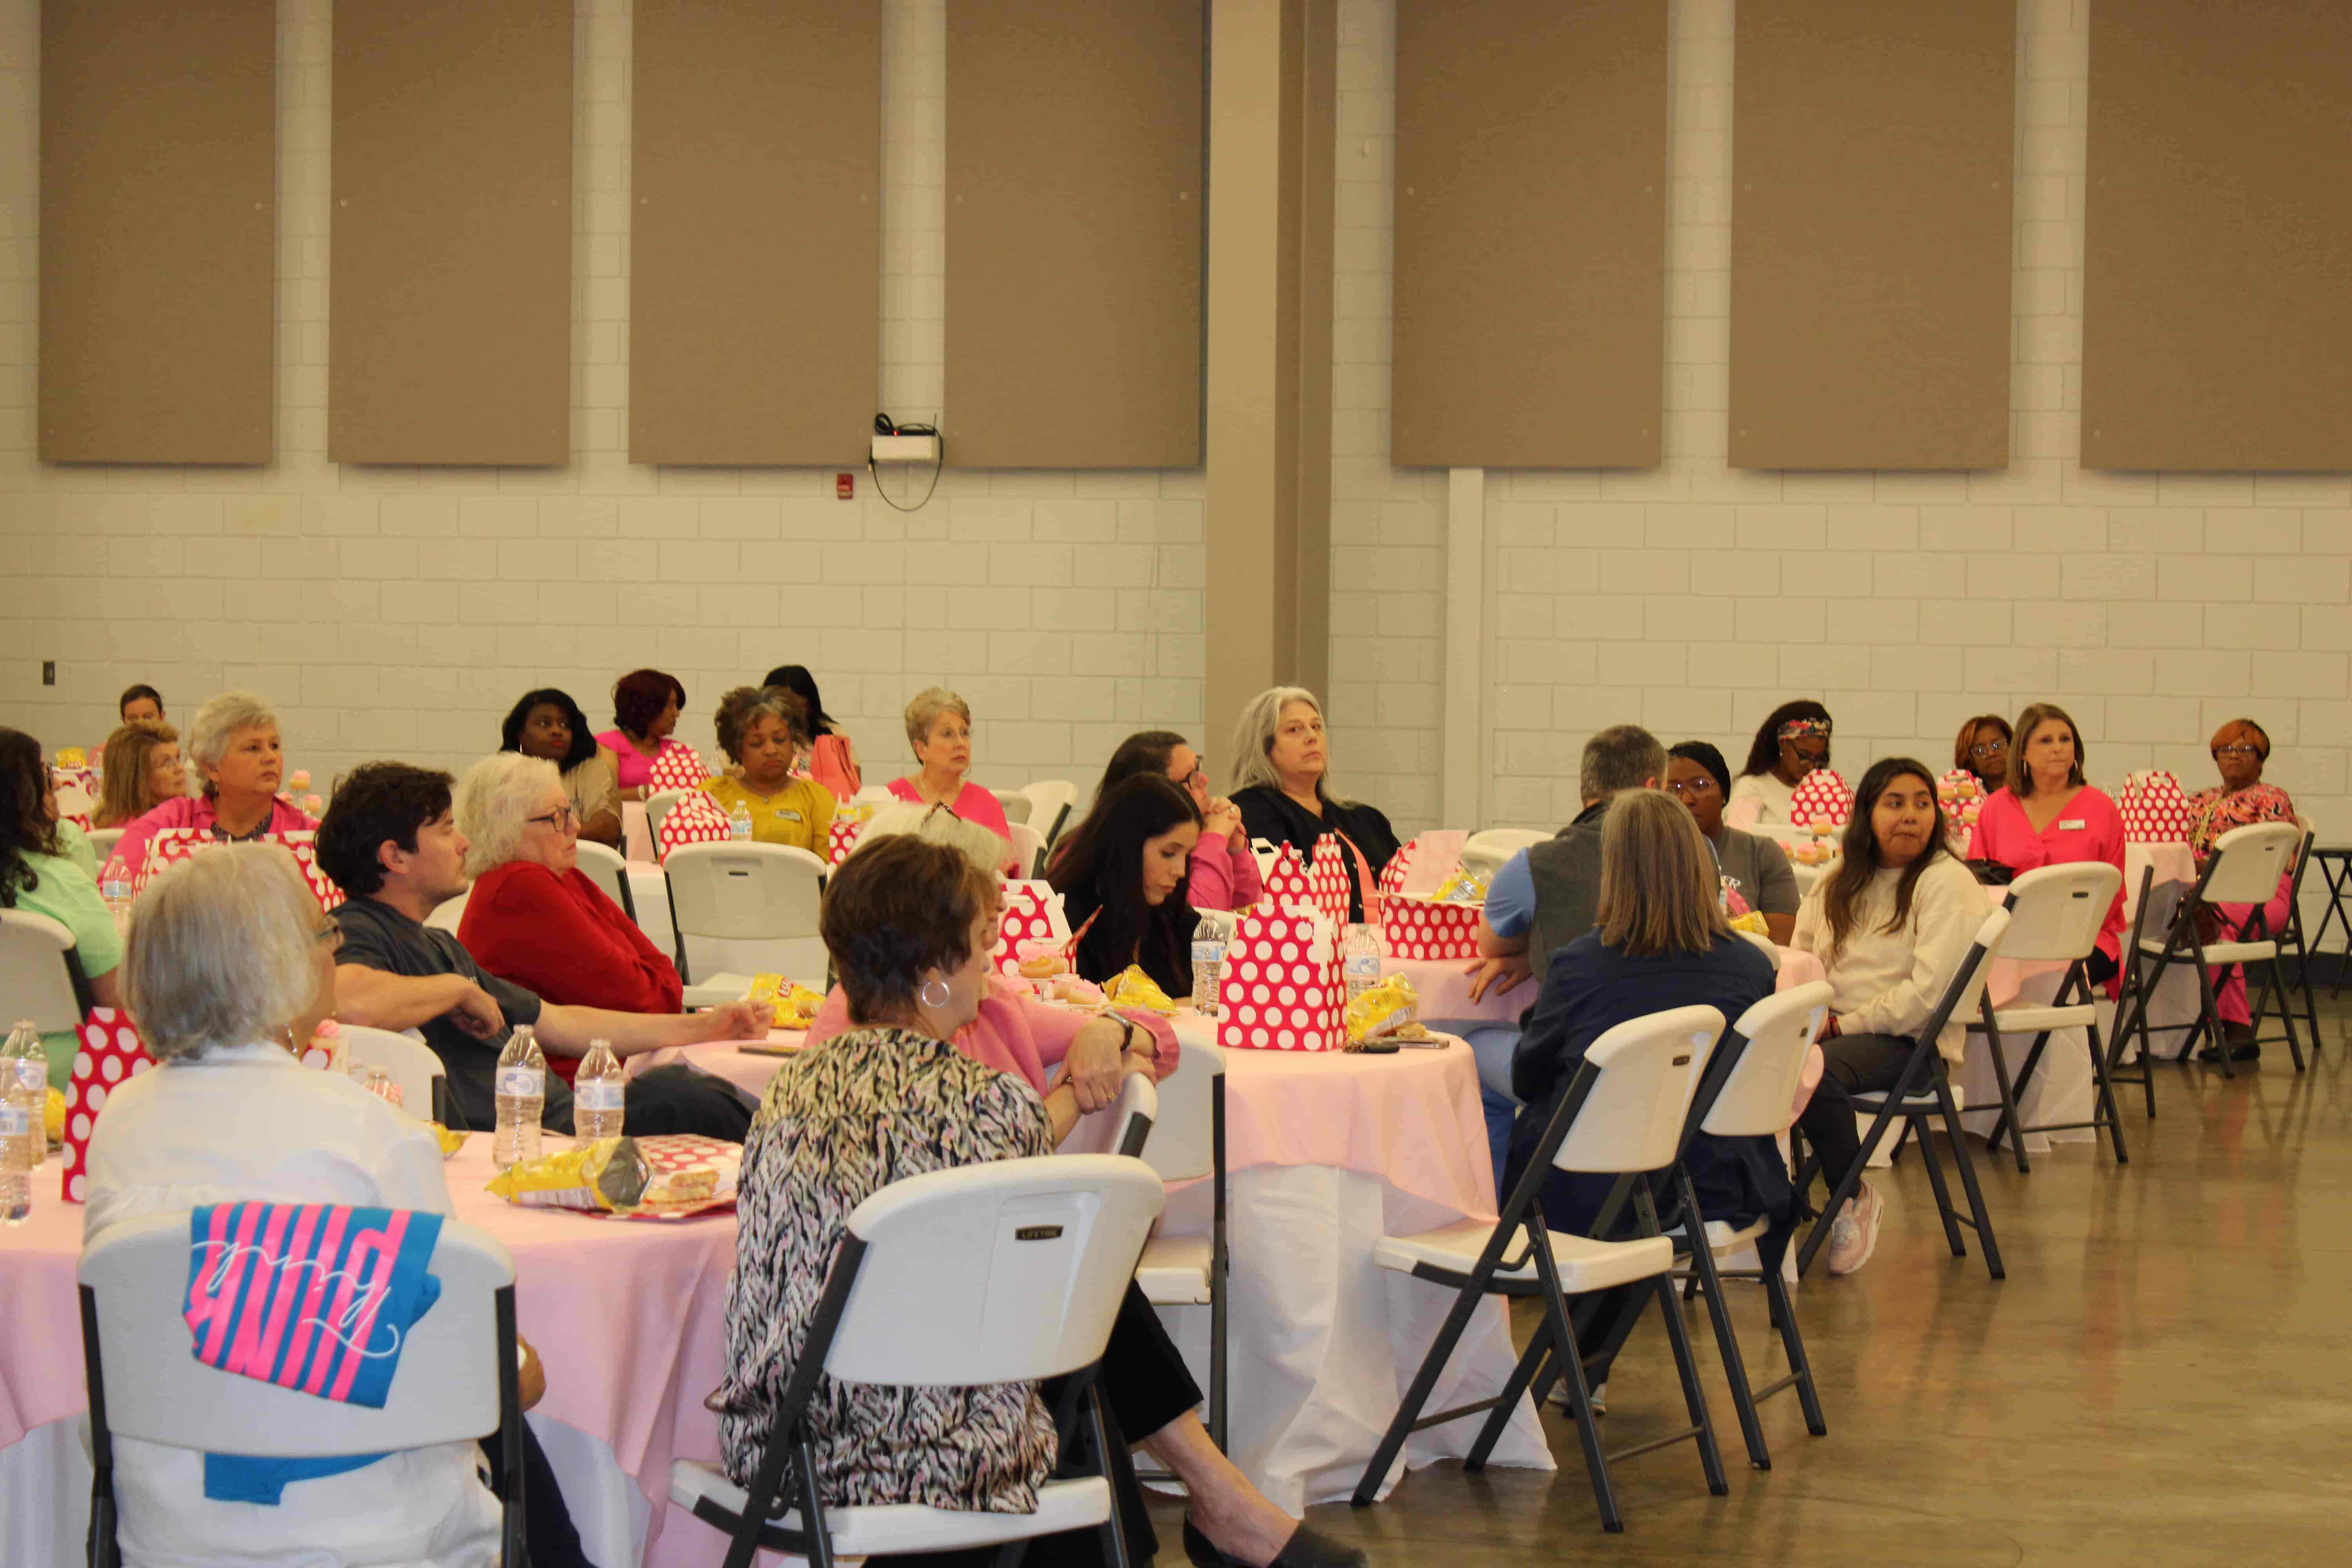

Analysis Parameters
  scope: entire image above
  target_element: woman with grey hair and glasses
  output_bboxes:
[886,685,1015,846]
[452,752,683,1076]
[1229,686,1399,923]
[100,689,316,887]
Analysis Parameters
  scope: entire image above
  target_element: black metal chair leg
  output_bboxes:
[1648,1274,1729,1497]
[2190,947,2232,1079]
[2263,958,2306,1072]
[1676,1174,1770,1470]
[1532,1256,1621,1532]
[1935,1076,2005,1280]
[1978,1011,2031,1174]
[2085,1014,2129,1165]
[1348,1239,1498,1506]
[1909,1111,1968,1258]
[1464,1309,1557,1470]
[1762,1266,1828,1436]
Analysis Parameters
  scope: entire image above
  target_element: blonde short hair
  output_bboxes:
[121,844,323,1061]
[186,690,278,798]
[1229,686,1350,804]
[903,687,972,753]
[855,800,1011,879]
[454,752,562,879]
[1594,789,1730,958]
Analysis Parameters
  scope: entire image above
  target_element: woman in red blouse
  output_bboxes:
[453,752,683,1084]
[1966,702,2127,989]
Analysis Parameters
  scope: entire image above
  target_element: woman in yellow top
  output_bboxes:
[699,686,836,856]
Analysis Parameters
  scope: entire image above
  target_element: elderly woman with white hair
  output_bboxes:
[885,685,1014,845]
[452,752,683,1082]
[101,689,315,886]
[1229,686,1399,923]
[80,843,595,1567]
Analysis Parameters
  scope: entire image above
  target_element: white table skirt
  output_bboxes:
[0,1414,650,1568]
[1152,1162,1550,1514]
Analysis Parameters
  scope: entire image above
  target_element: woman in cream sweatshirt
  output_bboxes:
[1791,757,1985,1275]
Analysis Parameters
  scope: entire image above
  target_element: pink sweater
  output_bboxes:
[806,973,1175,1096]
[102,795,321,887]
[1187,834,1265,912]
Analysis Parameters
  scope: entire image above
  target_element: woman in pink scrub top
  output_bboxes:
[1965,701,2126,988]
[886,686,1013,844]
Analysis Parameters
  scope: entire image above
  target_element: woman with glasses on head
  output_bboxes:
[1729,700,1834,827]
[1953,713,2012,791]
[2180,718,2298,1063]
[501,687,623,848]
[1667,740,1798,944]
[698,686,836,855]
[1964,703,2126,989]
[453,752,683,1083]
[1084,730,1263,911]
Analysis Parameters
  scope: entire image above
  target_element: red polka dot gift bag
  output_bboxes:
[1381,895,1482,960]
[657,791,736,860]
[134,829,343,911]
[1261,836,1352,927]
[826,814,867,866]
[1788,769,1853,829]
[991,880,1071,977]
[647,742,714,793]
[60,1008,155,1205]
[1215,906,1347,1052]
[2118,770,2194,844]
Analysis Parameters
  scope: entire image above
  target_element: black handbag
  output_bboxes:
[1965,858,2015,886]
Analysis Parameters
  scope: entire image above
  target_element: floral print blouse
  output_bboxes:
[715,1025,1057,1511]
[2187,782,2296,859]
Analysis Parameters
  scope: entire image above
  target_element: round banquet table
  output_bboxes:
[0,1137,739,1568]
[641,1014,1554,1513]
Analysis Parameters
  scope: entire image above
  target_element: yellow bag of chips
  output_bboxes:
[1104,965,1180,1014]
[1346,973,1421,1044]
[1433,866,1490,904]
[747,973,826,1028]
[485,1137,657,1214]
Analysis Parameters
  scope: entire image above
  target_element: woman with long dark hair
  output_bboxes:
[1790,756,1984,1276]
[0,728,123,1087]
[761,664,861,798]
[1092,730,1261,911]
[501,687,623,848]
[1729,699,1833,826]
[1047,774,1204,998]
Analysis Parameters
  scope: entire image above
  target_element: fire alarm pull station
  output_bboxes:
[837,473,854,499]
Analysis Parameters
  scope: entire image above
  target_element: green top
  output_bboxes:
[7,846,123,1090]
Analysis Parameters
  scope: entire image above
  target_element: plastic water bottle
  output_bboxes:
[492,1024,546,1171]
[1191,911,1231,1016]
[100,876,133,932]
[728,801,754,841]
[1,1020,45,1225]
[575,1039,625,1143]
[1342,924,1382,1007]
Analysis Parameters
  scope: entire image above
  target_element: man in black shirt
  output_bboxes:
[320,762,764,1141]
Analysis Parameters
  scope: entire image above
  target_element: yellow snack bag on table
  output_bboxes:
[1346,973,1423,1045]
[486,1137,657,1214]
[1727,909,1769,937]
[747,973,826,1029]
[44,1087,65,1145]
[1432,866,1490,904]
[432,1124,467,1160]
[1104,965,1180,1015]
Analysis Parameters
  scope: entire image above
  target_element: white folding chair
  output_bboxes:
[1056,1071,1158,1161]
[1009,821,1049,879]
[573,839,638,923]
[2117,821,2306,1080]
[424,883,470,935]
[1969,861,2128,1171]
[80,1212,527,1568]
[1133,1035,1230,1451]
[1459,828,1550,879]
[85,827,125,868]
[1352,1005,1730,1533]
[663,841,828,989]
[1796,909,2012,1281]
[1668,983,1832,1472]
[0,908,96,1032]
[671,1156,1167,1568]
[340,1023,450,1129]
[992,788,1034,826]
[643,789,688,848]
[1020,780,1079,845]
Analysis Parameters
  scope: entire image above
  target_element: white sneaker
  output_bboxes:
[1546,1378,1606,1415]
[1826,1183,1884,1276]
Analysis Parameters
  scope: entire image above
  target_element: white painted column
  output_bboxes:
[1442,465,1485,828]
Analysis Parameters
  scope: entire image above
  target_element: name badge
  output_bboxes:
[776,809,804,823]
[2059,818,2086,831]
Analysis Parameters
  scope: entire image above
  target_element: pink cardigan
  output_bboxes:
[102,795,320,887]
[806,973,1176,1097]
[886,776,1013,842]
[1965,785,2127,966]
[1187,835,1265,912]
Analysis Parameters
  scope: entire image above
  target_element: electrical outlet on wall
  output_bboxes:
[41,661,54,686]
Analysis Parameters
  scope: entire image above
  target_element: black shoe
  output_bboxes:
[1184,1517,1369,1568]
[2197,1026,2260,1065]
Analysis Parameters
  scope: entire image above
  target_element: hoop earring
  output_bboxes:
[918,977,951,1011]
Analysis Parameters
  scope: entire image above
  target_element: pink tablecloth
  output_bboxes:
[0,1138,737,1567]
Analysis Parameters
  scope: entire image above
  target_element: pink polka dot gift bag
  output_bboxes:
[60,1008,155,1205]
[1215,906,1347,1052]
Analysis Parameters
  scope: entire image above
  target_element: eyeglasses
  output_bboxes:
[1667,777,1719,797]
[524,805,578,833]
[2213,744,2264,760]
[1970,740,2008,759]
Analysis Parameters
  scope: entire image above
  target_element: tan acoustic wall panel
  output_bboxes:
[330,0,572,466]
[1392,2,1666,470]
[632,1,880,466]
[2082,2,2352,472]
[39,0,275,465]
[946,1,1204,469]
[1728,0,2014,472]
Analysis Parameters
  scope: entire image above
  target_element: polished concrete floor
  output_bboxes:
[1153,1000,2352,1565]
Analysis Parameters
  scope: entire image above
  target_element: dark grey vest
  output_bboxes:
[1525,820,1606,980]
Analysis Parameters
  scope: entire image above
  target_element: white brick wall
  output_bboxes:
[1332,0,2350,842]
[0,0,1206,791]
